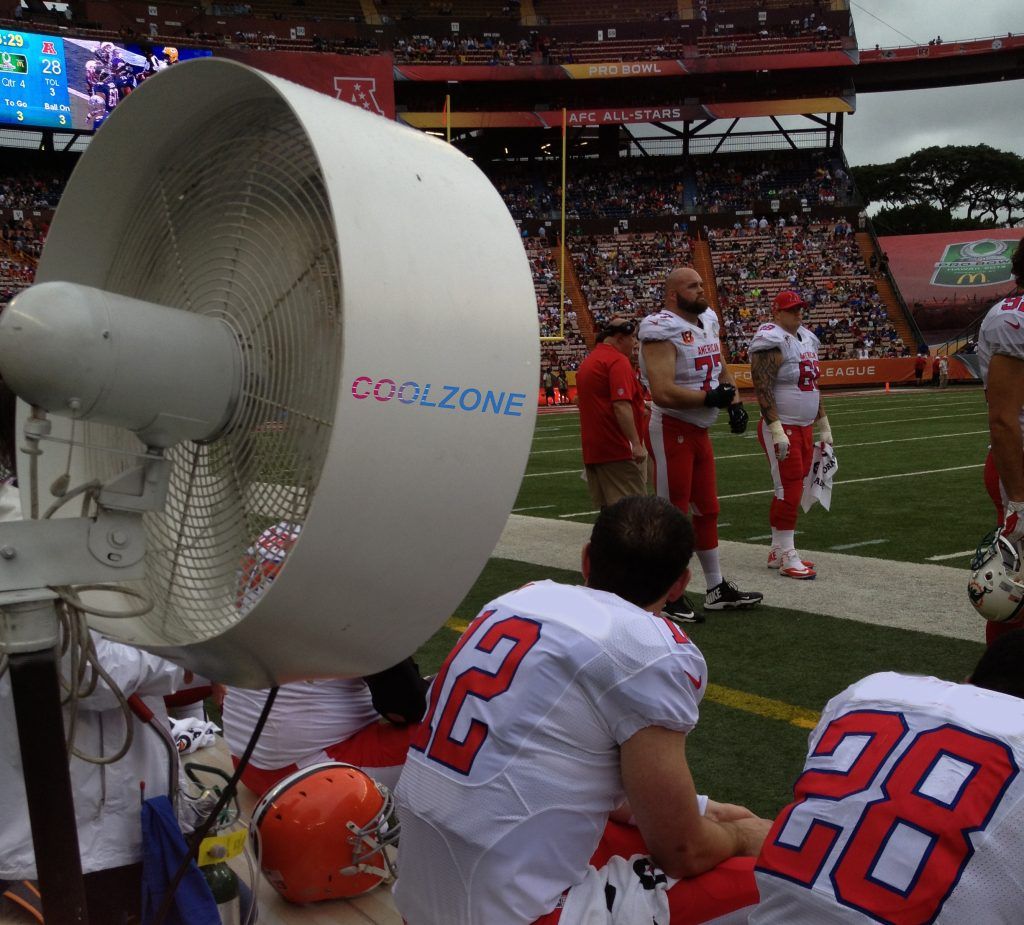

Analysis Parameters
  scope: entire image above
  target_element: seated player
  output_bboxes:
[395,496,771,924]
[753,630,1024,923]
[221,522,428,796]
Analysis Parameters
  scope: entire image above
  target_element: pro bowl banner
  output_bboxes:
[216,50,395,119]
[880,230,1022,306]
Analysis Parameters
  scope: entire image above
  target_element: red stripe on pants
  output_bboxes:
[757,420,814,532]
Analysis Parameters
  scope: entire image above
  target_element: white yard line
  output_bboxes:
[830,539,889,550]
[523,468,583,478]
[492,515,984,642]
[713,430,988,462]
[927,549,977,562]
[717,463,983,500]
[512,504,555,512]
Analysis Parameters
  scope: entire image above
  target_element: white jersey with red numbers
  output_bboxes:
[639,308,724,429]
[978,293,1024,430]
[748,323,821,426]
[393,580,707,925]
[752,672,1024,924]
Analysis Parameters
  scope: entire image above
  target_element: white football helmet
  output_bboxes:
[968,530,1024,623]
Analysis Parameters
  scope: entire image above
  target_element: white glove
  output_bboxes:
[1003,500,1024,544]
[816,415,833,446]
[768,420,790,461]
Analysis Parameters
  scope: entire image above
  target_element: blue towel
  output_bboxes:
[140,796,221,925]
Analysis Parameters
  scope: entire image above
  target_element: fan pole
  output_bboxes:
[7,619,90,923]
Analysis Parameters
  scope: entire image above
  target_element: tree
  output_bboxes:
[852,144,1024,233]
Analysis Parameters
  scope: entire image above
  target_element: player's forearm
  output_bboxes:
[655,815,762,880]
[750,352,780,422]
[649,382,709,410]
[989,413,1024,500]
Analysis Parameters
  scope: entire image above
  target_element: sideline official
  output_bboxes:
[576,316,647,508]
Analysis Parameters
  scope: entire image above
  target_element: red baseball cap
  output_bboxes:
[773,290,805,312]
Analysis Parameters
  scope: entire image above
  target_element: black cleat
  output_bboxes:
[662,593,705,624]
[704,580,764,611]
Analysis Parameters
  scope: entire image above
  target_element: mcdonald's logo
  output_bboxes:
[957,273,988,284]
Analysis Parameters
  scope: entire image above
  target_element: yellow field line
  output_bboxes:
[705,683,819,730]
[443,617,819,730]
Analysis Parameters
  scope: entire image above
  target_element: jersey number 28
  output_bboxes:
[756,709,1018,925]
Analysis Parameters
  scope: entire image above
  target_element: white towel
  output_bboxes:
[801,442,838,512]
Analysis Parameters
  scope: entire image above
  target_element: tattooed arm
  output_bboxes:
[750,348,782,422]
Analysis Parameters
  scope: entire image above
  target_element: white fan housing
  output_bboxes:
[3,59,538,687]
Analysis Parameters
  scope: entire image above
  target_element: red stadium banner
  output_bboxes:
[727,357,977,389]
[215,50,396,119]
[394,50,854,82]
[400,96,855,129]
[685,49,856,73]
[879,230,1022,307]
[860,34,1024,63]
[394,63,567,82]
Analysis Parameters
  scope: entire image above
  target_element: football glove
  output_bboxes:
[768,420,790,461]
[1003,500,1024,545]
[727,403,749,434]
[816,415,833,445]
[703,382,736,409]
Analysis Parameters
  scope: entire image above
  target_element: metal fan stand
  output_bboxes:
[0,450,162,924]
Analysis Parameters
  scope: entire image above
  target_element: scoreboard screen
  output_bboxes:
[0,30,74,130]
[0,32,211,133]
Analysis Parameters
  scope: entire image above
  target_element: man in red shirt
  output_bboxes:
[576,316,648,508]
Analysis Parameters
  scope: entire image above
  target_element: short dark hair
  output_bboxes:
[1012,236,1024,289]
[970,628,1024,700]
[595,318,636,344]
[587,496,693,607]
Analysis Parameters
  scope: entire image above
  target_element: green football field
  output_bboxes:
[413,385,996,818]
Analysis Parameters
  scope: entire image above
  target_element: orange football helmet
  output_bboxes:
[250,761,399,903]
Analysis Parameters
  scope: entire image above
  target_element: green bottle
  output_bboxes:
[201,847,241,925]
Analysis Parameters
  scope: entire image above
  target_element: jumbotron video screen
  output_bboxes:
[0,29,209,132]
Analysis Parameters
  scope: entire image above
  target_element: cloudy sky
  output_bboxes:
[841,1,1024,165]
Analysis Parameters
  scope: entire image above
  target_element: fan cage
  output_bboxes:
[78,97,341,644]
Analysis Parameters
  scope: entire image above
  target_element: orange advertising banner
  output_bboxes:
[727,357,976,389]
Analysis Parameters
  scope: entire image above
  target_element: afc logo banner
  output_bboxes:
[335,76,384,116]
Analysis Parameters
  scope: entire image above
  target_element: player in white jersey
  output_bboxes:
[394,496,771,925]
[977,238,1024,646]
[639,267,763,622]
[753,629,1024,924]
[749,290,832,580]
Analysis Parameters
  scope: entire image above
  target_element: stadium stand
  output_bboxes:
[707,222,906,361]
[572,230,692,330]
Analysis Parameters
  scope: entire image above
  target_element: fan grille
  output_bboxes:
[82,97,341,643]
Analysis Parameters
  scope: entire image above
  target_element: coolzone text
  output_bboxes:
[351,376,528,416]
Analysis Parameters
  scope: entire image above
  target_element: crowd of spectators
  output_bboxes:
[696,153,851,212]
[392,33,533,64]
[699,7,839,54]
[0,176,65,212]
[0,218,45,308]
[525,237,587,370]
[709,220,905,362]
[572,230,692,329]
[488,154,854,223]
